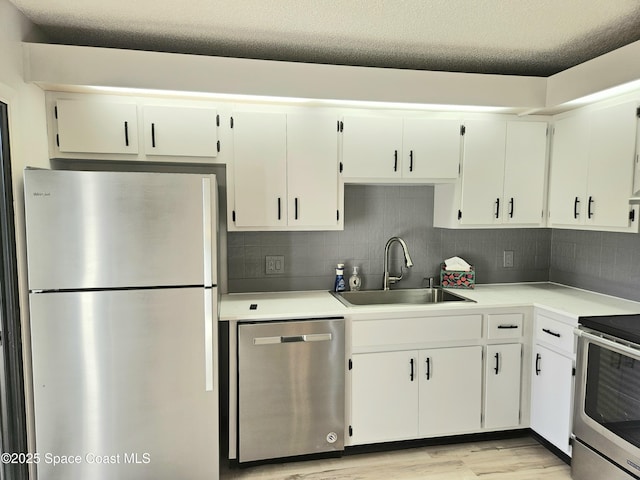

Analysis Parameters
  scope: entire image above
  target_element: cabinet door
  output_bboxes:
[232,112,287,227]
[459,120,507,225]
[503,122,547,225]
[351,351,418,445]
[418,346,482,436]
[341,116,403,179]
[55,99,138,154]
[548,113,590,226]
[143,105,218,157]
[530,344,574,456]
[286,113,340,227]
[402,118,461,180]
[585,102,637,228]
[484,344,522,429]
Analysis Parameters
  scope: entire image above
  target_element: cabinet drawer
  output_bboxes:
[535,314,575,353]
[353,315,482,348]
[487,313,523,339]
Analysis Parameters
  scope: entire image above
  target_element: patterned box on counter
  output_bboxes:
[440,264,475,289]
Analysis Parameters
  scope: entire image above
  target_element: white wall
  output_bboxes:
[0,0,50,469]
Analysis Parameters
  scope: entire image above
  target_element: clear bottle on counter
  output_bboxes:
[334,263,346,292]
[349,266,362,291]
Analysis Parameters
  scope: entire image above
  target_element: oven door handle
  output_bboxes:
[576,328,640,360]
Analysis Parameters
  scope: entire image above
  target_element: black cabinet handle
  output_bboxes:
[425,357,431,380]
[509,198,514,218]
[542,328,561,338]
[410,358,414,381]
[393,150,398,172]
[535,353,541,375]
[497,324,519,329]
[574,197,580,219]
[588,196,594,219]
[124,121,129,146]
[295,198,299,220]
[277,197,281,220]
[409,150,414,172]
[494,352,500,374]
[495,198,500,219]
[151,123,156,148]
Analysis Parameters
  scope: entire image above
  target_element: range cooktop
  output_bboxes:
[580,314,640,346]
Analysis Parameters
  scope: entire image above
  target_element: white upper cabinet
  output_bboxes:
[55,99,139,154]
[434,119,548,228]
[459,119,508,225]
[286,113,340,227]
[548,101,638,232]
[503,122,549,225]
[402,118,462,180]
[230,110,342,231]
[341,115,461,182]
[143,105,219,157]
[231,111,288,228]
[341,115,403,180]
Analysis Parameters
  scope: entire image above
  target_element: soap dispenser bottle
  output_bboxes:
[334,264,346,292]
[349,266,362,291]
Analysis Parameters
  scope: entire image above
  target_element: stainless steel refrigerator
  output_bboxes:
[24,168,219,480]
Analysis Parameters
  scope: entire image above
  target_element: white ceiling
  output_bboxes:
[9,0,640,77]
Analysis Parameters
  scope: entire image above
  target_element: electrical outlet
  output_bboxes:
[503,250,514,268]
[265,255,285,275]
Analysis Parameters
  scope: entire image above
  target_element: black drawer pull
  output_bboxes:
[425,357,431,380]
[574,197,580,219]
[151,122,156,148]
[393,150,398,172]
[588,196,594,219]
[508,198,514,218]
[277,197,281,220]
[535,353,541,375]
[497,324,519,329]
[542,328,561,338]
[409,150,414,172]
[124,121,129,146]
[495,198,500,218]
[494,352,500,374]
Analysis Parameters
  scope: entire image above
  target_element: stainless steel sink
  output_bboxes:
[330,287,474,307]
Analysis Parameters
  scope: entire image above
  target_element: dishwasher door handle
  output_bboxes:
[254,333,333,345]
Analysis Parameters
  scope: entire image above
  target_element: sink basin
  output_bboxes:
[331,287,474,307]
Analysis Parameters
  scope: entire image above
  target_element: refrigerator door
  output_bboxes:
[24,169,217,290]
[29,288,218,480]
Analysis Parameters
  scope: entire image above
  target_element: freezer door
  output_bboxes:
[238,318,345,463]
[24,169,217,290]
[29,288,218,480]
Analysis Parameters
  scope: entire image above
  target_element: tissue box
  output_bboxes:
[440,264,475,289]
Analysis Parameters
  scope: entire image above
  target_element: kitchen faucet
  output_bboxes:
[383,236,414,290]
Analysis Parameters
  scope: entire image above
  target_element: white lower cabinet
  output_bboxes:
[418,346,482,436]
[484,343,522,429]
[350,346,482,445]
[350,350,418,445]
[530,343,574,456]
[349,311,527,447]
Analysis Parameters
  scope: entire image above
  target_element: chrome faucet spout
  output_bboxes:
[383,236,414,290]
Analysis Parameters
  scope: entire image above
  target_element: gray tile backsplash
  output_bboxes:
[549,229,640,302]
[227,185,551,293]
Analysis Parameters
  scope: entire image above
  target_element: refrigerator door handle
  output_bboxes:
[202,177,213,287]
[204,288,214,392]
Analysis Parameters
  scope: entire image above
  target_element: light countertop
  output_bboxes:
[220,282,640,322]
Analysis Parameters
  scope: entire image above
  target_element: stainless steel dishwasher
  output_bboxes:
[237,317,345,463]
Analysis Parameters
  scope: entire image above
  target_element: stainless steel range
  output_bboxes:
[573,314,640,480]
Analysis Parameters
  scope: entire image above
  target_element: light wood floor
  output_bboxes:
[221,436,572,480]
